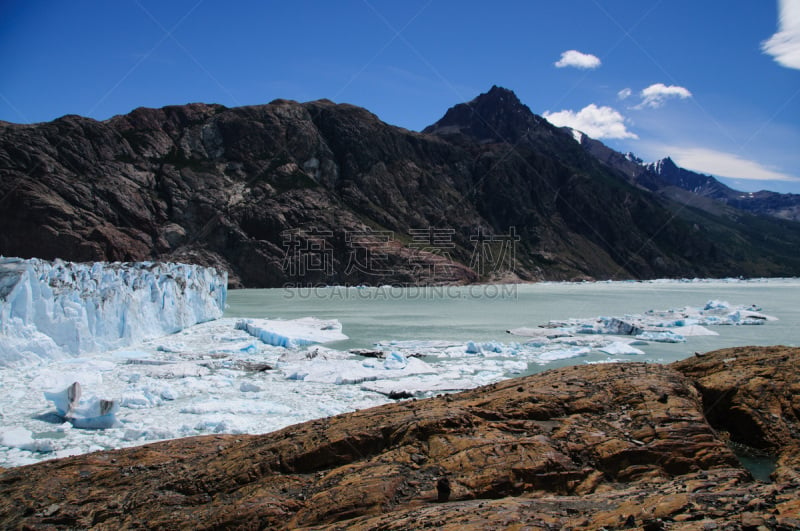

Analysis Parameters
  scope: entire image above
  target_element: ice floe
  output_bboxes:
[235,317,348,347]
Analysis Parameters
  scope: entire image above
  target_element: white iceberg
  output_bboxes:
[596,341,645,356]
[43,382,120,429]
[235,317,348,348]
[668,325,718,337]
[636,330,686,343]
[510,300,775,348]
[464,341,505,354]
[537,347,591,362]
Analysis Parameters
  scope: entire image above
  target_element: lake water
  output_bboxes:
[225,279,800,369]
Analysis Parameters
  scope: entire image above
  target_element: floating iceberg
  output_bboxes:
[465,341,482,354]
[43,382,120,429]
[0,257,227,366]
[537,347,591,362]
[465,341,505,354]
[235,317,348,348]
[704,300,729,310]
[596,342,645,356]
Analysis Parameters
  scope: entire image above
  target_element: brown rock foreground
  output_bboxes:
[1,346,799,529]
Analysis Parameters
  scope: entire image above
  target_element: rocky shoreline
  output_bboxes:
[1,346,798,529]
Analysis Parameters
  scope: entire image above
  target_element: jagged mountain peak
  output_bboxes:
[476,85,525,107]
[577,132,800,221]
[640,156,739,200]
[643,155,800,220]
[648,156,678,174]
[423,85,543,143]
[624,152,643,164]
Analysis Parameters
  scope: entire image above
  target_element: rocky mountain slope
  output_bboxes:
[645,157,800,222]
[1,346,798,529]
[578,134,800,222]
[2,86,800,287]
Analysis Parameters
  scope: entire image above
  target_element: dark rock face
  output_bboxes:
[3,88,800,287]
[422,85,546,144]
[1,346,798,529]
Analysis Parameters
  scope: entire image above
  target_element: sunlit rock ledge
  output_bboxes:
[0,257,227,366]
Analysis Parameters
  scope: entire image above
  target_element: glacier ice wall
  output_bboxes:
[0,257,227,366]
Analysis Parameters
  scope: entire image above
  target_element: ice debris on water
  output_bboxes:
[515,300,777,345]
[0,281,784,468]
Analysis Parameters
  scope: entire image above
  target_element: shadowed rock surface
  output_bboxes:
[1,346,798,529]
[3,87,800,287]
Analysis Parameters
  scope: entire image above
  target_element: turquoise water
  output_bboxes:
[736,453,778,482]
[225,279,800,369]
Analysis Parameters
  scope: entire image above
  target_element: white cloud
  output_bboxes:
[762,0,800,69]
[617,87,632,100]
[543,104,638,139]
[554,50,601,69]
[638,83,692,109]
[668,146,800,182]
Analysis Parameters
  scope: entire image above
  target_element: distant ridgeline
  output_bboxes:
[0,257,227,366]
[2,86,800,287]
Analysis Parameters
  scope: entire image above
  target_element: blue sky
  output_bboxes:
[2,1,799,192]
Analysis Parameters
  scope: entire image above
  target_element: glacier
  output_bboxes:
[0,257,227,366]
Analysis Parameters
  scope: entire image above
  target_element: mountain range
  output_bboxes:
[578,135,800,222]
[2,85,799,287]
